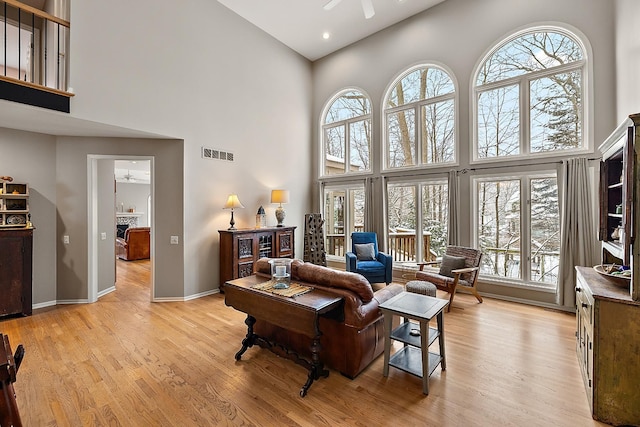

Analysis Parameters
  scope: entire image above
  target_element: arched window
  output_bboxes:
[321,89,371,176]
[474,27,587,160]
[384,65,456,170]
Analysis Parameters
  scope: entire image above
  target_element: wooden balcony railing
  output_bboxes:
[387,232,433,262]
[326,234,345,257]
[1,0,72,98]
[325,230,434,263]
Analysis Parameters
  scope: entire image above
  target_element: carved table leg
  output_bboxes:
[235,315,256,361]
[300,324,329,397]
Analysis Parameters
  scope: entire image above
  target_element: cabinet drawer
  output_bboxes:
[576,276,594,327]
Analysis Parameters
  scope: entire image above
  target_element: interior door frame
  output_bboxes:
[87,154,155,302]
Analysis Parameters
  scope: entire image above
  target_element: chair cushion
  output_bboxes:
[439,254,466,277]
[356,260,384,272]
[355,243,376,261]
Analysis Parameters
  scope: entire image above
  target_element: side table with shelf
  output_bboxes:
[380,291,448,395]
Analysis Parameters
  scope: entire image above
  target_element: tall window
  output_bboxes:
[387,179,448,266]
[474,173,560,287]
[474,28,586,160]
[324,185,365,259]
[384,65,456,170]
[322,89,371,176]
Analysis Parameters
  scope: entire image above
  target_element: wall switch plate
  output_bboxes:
[63,235,70,244]
[101,232,107,240]
[170,236,179,245]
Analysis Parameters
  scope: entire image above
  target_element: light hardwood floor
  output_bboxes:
[0,260,605,426]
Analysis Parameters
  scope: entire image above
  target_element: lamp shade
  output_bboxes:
[270,189,290,205]
[224,194,245,209]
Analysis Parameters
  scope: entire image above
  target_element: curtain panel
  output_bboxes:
[558,157,598,307]
[448,170,459,246]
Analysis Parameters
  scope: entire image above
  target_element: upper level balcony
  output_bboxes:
[1,0,72,112]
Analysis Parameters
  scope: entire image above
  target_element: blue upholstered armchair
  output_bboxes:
[346,232,393,285]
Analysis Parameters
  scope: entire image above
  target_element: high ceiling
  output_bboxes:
[0,0,446,138]
[216,0,446,61]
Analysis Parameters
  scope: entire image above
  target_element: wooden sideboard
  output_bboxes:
[0,228,33,317]
[219,226,296,289]
[575,266,640,426]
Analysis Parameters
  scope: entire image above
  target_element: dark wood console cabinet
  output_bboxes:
[0,228,33,317]
[219,226,296,288]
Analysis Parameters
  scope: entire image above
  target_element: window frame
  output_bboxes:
[472,170,561,290]
[386,176,449,266]
[382,63,458,172]
[320,88,372,178]
[322,183,366,262]
[471,25,592,165]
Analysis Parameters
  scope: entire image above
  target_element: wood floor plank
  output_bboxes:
[0,259,607,426]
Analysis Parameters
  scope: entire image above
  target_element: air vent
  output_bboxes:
[202,146,234,162]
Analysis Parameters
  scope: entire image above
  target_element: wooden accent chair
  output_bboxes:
[416,246,482,311]
[116,227,151,261]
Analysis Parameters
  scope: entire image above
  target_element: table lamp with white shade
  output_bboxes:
[270,189,289,227]
[223,194,244,230]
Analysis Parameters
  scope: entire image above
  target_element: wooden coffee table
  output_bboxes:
[224,275,343,397]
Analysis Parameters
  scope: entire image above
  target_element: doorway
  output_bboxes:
[88,155,154,302]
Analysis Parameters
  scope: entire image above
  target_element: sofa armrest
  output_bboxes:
[340,283,402,327]
[373,283,403,306]
[345,252,357,272]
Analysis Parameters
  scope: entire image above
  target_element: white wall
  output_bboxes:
[97,159,116,295]
[0,0,312,303]
[116,182,150,227]
[615,0,640,120]
[0,130,57,306]
[67,0,313,297]
[312,0,616,305]
[313,0,616,165]
[0,0,624,305]
[55,137,184,301]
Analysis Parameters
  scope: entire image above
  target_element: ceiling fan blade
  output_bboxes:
[361,0,375,19]
[323,0,343,11]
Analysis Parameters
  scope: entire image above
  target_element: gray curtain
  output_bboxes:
[364,177,374,231]
[558,157,597,307]
[318,181,325,215]
[448,170,459,246]
[365,176,386,251]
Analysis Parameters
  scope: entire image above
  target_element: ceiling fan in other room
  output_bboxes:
[123,170,136,182]
[324,0,375,19]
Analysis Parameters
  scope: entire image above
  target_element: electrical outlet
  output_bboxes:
[101,232,107,240]
[170,236,179,245]
[63,235,70,244]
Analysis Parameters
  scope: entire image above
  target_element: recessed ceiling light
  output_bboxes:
[322,32,331,40]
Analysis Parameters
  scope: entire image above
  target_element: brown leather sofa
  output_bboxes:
[116,227,150,261]
[254,258,403,378]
